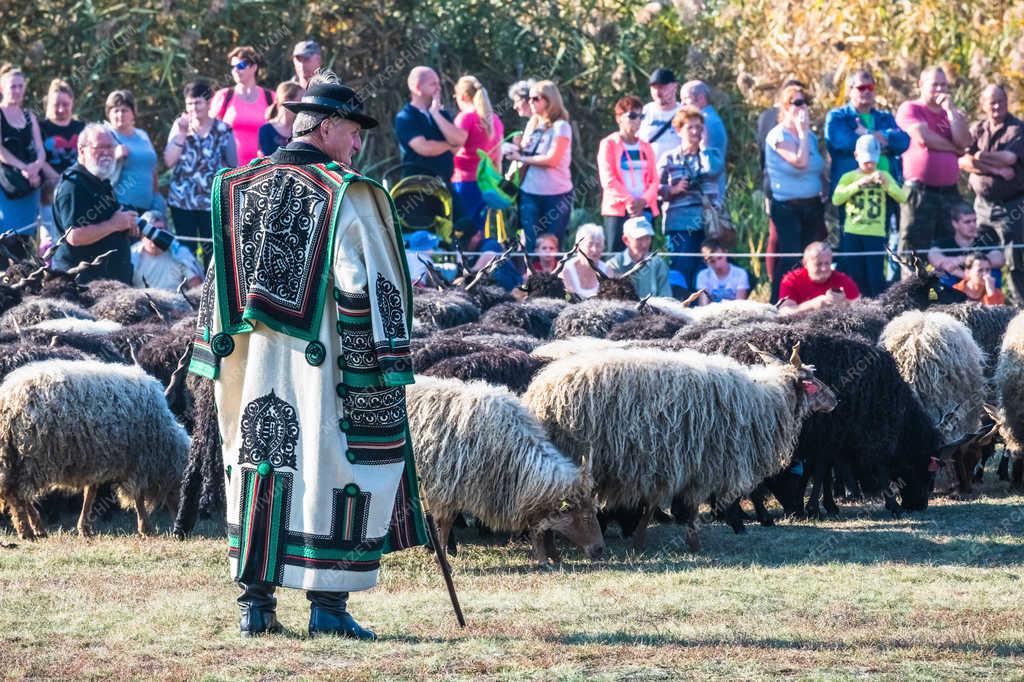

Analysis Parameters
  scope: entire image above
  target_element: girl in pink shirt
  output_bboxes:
[451,75,504,250]
[210,46,276,166]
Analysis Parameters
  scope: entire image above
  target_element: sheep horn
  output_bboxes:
[983,403,1003,426]
[789,342,803,368]
[550,243,579,277]
[9,265,47,291]
[618,251,657,280]
[451,241,470,278]
[164,342,193,400]
[576,249,609,281]
[775,296,791,309]
[681,289,705,307]
[747,343,781,367]
[177,278,199,310]
[144,293,167,323]
[66,249,117,278]
[417,255,448,291]
[636,294,652,313]
[465,245,515,291]
[41,225,75,262]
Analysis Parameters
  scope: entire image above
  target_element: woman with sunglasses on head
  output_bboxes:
[598,95,660,248]
[764,84,827,301]
[210,46,275,166]
[506,80,573,251]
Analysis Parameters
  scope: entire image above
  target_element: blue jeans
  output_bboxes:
[839,232,886,298]
[666,229,705,291]
[451,181,486,239]
[519,190,573,252]
[0,187,40,235]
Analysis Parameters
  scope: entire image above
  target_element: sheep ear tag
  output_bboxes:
[801,380,819,395]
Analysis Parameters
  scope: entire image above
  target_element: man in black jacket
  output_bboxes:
[52,123,138,283]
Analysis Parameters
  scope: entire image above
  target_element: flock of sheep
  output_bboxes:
[1,234,1023,569]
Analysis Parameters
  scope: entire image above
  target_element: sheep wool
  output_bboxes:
[551,298,640,339]
[880,311,986,442]
[996,312,1024,454]
[0,298,95,330]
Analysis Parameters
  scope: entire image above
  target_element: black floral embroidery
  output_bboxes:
[239,390,300,469]
[375,273,406,339]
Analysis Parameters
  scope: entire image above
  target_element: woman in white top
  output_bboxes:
[561,223,609,299]
[507,80,573,252]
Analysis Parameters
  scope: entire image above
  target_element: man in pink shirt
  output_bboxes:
[895,66,971,275]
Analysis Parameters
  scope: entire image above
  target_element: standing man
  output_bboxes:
[681,80,728,198]
[394,66,466,180]
[51,123,138,283]
[639,67,681,163]
[189,72,428,639]
[291,40,323,90]
[895,66,971,272]
[959,84,1024,303]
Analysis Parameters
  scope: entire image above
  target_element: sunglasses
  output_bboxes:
[791,99,808,107]
[529,95,544,102]
[625,112,644,120]
[232,59,252,71]
[855,83,875,92]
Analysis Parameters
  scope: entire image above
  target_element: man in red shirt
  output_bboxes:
[895,67,971,276]
[778,241,861,311]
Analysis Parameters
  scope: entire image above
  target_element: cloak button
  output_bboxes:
[337,356,345,370]
[344,483,360,496]
[305,341,326,366]
[336,384,347,397]
[211,333,234,357]
[345,450,357,463]
[256,461,272,477]
[339,419,351,431]
[333,288,343,303]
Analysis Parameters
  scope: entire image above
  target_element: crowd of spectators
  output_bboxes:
[3,47,1024,308]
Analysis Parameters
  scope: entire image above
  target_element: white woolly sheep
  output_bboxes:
[0,359,189,539]
[996,311,1024,488]
[522,346,837,551]
[30,318,123,336]
[406,376,604,565]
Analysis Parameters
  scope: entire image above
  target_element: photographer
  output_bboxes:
[130,210,203,290]
[52,124,138,284]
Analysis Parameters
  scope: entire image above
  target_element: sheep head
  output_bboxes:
[532,456,604,563]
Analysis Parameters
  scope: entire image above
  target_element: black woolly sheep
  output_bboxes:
[173,375,225,539]
[435,321,527,338]
[413,288,481,329]
[931,302,1017,377]
[85,278,131,301]
[0,343,88,381]
[465,283,514,312]
[422,348,549,394]
[90,288,194,326]
[481,299,569,339]
[551,298,640,339]
[692,323,941,517]
[0,328,128,365]
[607,314,688,340]
[412,338,490,372]
[521,271,573,300]
[0,297,95,329]
[37,272,94,307]
[0,284,23,315]
[461,333,543,353]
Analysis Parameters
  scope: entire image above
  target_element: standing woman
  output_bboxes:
[258,81,303,157]
[506,80,573,251]
[0,64,44,235]
[211,46,274,166]
[764,84,827,301]
[598,95,660,248]
[39,78,84,241]
[105,89,162,214]
[657,106,723,290]
[451,75,504,250]
[165,79,237,261]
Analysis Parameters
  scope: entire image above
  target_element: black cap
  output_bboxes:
[648,68,677,86]
[283,82,378,129]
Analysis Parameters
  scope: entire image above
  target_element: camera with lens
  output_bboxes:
[137,217,175,252]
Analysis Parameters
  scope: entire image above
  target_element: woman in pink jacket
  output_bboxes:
[598,95,660,248]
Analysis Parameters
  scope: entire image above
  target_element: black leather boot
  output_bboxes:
[307,591,377,640]
[238,581,284,637]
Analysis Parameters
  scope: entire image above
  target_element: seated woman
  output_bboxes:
[560,223,608,299]
[953,253,1005,305]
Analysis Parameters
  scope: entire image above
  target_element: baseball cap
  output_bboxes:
[623,216,655,240]
[855,134,881,163]
[404,230,440,251]
[648,68,677,86]
[293,40,322,57]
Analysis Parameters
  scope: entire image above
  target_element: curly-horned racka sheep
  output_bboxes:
[481,298,570,339]
[880,310,986,493]
[995,312,1024,488]
[0,359,189,539]
[0,297,95,330]
[523,345,837,551]
[0,327,127,365]
[413,288,481,330]
[90,287,194,326]
[407,376,604,565]
[421,348,549,394]
[173,374,224,538]
[551,298,640,339]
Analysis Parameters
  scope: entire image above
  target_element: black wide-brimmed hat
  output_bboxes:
[283,82,378,129]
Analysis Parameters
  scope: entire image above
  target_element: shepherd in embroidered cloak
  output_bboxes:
[188,71,428,639]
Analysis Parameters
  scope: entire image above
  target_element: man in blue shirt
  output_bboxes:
[825,70,910,196]
[681,80,728,198]
[393,66,467,180]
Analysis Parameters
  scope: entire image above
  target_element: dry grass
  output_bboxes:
[2,484,1023,681]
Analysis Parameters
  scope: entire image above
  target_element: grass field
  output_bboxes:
[2,484,1023,681]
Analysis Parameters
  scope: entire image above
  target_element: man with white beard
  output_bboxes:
[52,123,140,283]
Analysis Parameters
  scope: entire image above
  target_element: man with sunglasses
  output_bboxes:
[895,66,971,275]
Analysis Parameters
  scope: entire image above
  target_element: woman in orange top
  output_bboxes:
[953,253,1006,305]
[597,95,660,249]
